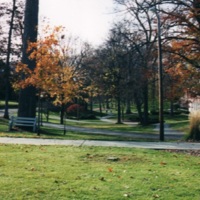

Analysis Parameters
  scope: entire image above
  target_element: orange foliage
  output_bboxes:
[14,26,82,105]
[164,48,200,101]
[166,2,200,69]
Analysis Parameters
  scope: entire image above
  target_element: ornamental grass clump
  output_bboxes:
[188,111,200,141]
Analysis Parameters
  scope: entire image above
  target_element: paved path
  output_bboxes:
[0,137,200,150]
[42,121,184,141]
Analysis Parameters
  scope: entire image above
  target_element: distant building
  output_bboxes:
[180,90,200,112]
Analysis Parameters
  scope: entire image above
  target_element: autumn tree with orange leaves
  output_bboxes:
[14,26,82,124]
[163,53,191,115]
[160,0,200,101]
[163,0,200,67]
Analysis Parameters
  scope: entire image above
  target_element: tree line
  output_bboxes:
[0,0,200,125]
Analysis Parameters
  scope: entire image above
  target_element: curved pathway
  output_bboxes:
[1,109,198,150]
[0,109,185,140]
[43,121,184,141]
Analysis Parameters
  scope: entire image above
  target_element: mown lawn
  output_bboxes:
[0,117,159,142]
[165,114,189,133]
[0,144,199,200]
[0,112,189,141]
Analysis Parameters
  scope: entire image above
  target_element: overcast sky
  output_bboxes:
[39,0,116,46]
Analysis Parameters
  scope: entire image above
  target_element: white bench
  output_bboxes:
[9,116,37,132]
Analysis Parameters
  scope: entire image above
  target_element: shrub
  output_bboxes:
[127,113,140,122]
[66,104,84,116]
[188,111,200,141]
[150,110,159,115]
[66,104,97,120]
[79,114,97,120]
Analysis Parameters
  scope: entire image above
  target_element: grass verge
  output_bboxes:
[0,144,199,199]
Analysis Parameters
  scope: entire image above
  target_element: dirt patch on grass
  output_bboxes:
[164,149,200,157]
[82,153,147,163]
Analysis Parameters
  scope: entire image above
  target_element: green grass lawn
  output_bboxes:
[64,119,155,134]
[0,125,157,142]
[0,144,199,200]
[0,111,189,141]
[0,117,155,141]
[165,114,189,134]
[48,112,189,135]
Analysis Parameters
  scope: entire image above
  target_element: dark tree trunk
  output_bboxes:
[126,98,131,114]
[143,84,149,125]
[193,0,200,26]
[89,95,93,112]
[106,96,110,110]
[134,91,143,124]
[60,103,65,124]
[18,86,37,117]
[98,95,102,115]
[170,99,174,116]
[18,0,39,117]
[116,95,122,124]
[4,0,16,119]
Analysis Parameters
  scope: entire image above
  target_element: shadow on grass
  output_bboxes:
[39,128,145,141]
[0,117,169,142]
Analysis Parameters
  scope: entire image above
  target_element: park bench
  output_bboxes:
[9,116,37,132]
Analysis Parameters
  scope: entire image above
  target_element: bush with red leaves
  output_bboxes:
[66,104,84,116]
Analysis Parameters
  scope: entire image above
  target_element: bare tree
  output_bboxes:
[114,0,159,125]
[3,0,17,119]
[0,0,24,118]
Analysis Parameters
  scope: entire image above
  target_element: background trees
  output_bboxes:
[0,0,24,60]
[0,0,24,118]
[4,0,17,119]
[105,0,200,124]
[112,0,160,124]
[1,0,200,132]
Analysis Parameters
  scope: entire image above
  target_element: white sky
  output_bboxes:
[39,0,116,46]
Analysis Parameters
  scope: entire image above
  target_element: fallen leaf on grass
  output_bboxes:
[99,177,106,181]
[108,167,113,172]
[160,161,167,166]
[93,186,100,191]
[31,167,35,171]
[123,193,130,197]
[153,194,160,198]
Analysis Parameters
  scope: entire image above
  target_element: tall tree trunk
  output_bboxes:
[106,96,110,110]
[4,0,16,119]
[126,98,131,114]
[143,84,149,125]
[134,91,143,124]
[60,103,65,124]
[193,0,200,26]
[116,91,122,124]
[89,94,93,112]
[170,99,174,116]
[151,78,156,112]
[18,0,39,117]
[98,95,102,115]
